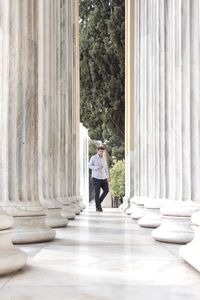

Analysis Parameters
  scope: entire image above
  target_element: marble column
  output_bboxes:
[179,0,200,269]
[152,0,200,243]
[52,0,75,221]
[138,0,166,228]
[123,0,134,213]
[74,2,85,212]
[80,124,89,208]
[68,0,82,215]
[128,0,146,220]
[0,0,55,243]
[37,0,68,228]
[128,0,200,243]
[57,0,81,218]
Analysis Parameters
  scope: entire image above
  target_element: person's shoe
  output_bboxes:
[96,207,103,212]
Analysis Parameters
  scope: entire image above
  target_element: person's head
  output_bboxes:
[97,146,105,157]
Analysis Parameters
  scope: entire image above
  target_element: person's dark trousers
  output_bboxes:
[93,178,109,209]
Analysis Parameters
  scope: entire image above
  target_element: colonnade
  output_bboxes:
[124,0,200,273]
[0,0,83,275]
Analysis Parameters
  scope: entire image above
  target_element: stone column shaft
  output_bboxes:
[180,0,200,271]
[138,0,165,228]
[0,24,27,270]
[0,0,55,244]
[124,0,136,214]
[128,0,200,240]
[38,0,68,228]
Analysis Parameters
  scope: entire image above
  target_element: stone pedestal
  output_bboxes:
[121,196,130,212]
[138,199,166,228]
[70,196,81,215]
[125,197,136,215]
[45,208,68,228]
[78,196,86,211]
[0,208,27,275]
[131,197,145,220]
[152,201,200,244]
[60,197,76,220]
[179,211,200,272]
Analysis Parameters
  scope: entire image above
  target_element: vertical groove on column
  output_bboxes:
[139,0,147,198]
[175,0,182,200]
[169,0,176,199]
[147,0,153,198]
[164,0,170,199]
[190,0,200,202]
[181,0,191,201]
[154,0,160,199]
[134,0,140,198]
[159,0,166,199]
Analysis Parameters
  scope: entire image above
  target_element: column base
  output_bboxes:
[180,211,200,272]
[12,216,56,244]
[138,199,166,228]
[130,197,145,220]
[138,208,161,228]
[152,201,200,244]
[121,196,130,212]
[77,196,86,211]
[152,216,193,244]
[45,208,68,228]
[0,209,27,275]
[61,205,76,220]
[0,230,27,275]
[125,197,136,215]
[70,196,81,215]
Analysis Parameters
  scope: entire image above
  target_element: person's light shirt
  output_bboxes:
[89,154,109,180]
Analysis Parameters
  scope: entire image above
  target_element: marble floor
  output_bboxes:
[1,208,200,300]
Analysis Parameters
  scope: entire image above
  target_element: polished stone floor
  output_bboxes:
[1,208,200,300]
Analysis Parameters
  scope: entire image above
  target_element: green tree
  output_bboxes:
[79,0,125,159]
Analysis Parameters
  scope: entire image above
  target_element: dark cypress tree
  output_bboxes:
[80,0,125,160]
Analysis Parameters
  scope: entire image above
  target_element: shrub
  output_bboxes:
[110,160,125,199]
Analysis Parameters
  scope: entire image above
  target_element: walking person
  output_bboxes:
[89,146,109,212]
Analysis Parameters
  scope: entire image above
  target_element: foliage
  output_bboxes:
[79,0,125,159]
[110,160,125,198]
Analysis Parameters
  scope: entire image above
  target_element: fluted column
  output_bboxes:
[56,0,80,218]
[80,124,89,208]
[0,0,55,243]
[130,0,147,220]
[138,0,165,228]
[124,0,136,214]
[38,0,68,228]
[51,0,76,221]
[179,0,200,270]
[74,0,85,211]
[67,0,81,215]
[152,0,200,244]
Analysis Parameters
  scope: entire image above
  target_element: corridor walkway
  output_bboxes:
[0,209,200,300]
